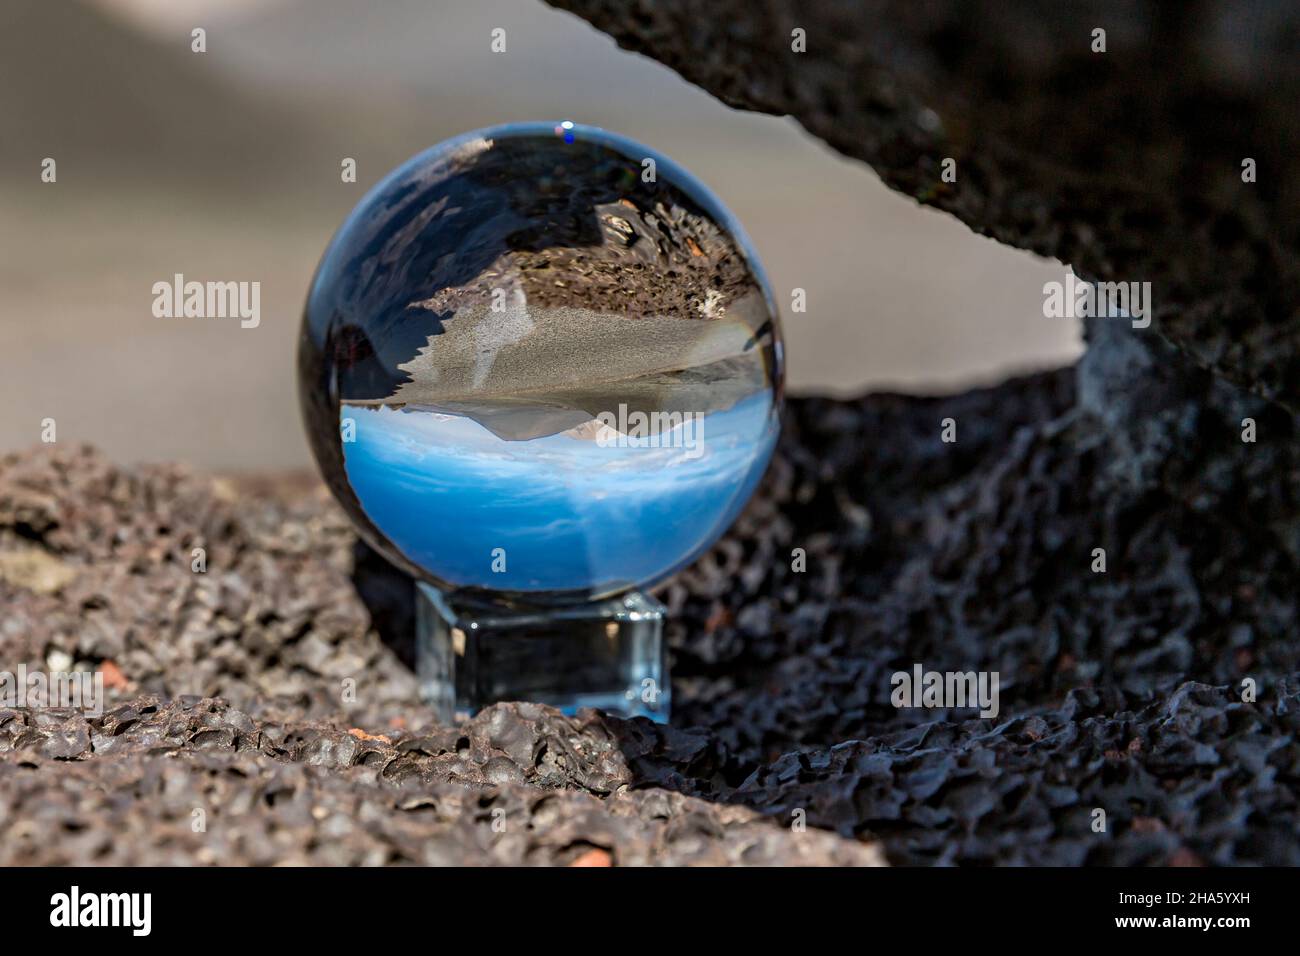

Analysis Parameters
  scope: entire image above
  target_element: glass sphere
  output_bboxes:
[298,122,783,602]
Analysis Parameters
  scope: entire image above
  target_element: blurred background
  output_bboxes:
[0,0,1081,471]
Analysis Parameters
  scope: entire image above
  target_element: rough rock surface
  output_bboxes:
[0,697,876,866]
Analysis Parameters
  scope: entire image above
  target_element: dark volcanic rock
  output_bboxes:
[731,682,1300,866]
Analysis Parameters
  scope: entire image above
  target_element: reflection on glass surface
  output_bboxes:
[299,122,784,602]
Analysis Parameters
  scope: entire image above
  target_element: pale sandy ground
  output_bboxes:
[0,0,1082,471]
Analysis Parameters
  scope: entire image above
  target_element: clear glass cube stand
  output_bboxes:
[416,582,669,723]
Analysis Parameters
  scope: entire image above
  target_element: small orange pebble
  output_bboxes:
[99,660,128,690]
[569,848,613,867]
[347,728,391,744]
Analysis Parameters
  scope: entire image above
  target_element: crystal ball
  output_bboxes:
[298,122,784,601]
